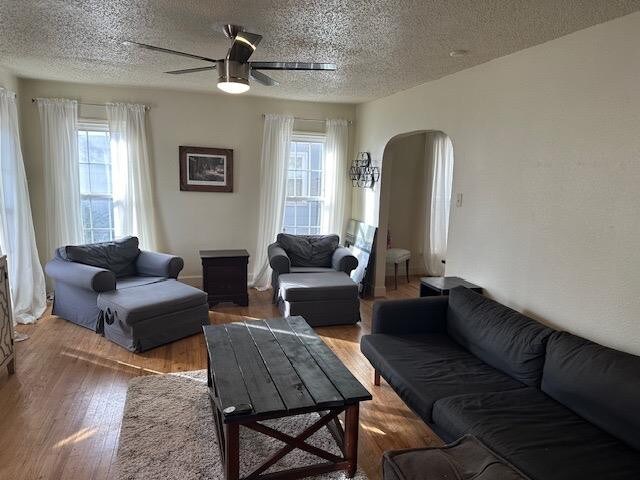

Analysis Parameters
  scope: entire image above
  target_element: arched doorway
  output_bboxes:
[373,130,454,296]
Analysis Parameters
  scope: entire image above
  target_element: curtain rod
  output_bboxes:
[31,99,150,110]
[262,114,352,124]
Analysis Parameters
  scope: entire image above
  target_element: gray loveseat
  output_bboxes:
[268,234,360,326]
[45,236,209,352]
[361,287,640,479]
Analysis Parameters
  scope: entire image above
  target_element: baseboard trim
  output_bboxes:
[374,285,387,298]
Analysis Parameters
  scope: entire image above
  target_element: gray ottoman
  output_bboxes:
[97,279,209,352]
[383,435,530,480]
[277,271,360,327]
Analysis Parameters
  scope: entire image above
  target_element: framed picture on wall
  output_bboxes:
[179,146,233,192]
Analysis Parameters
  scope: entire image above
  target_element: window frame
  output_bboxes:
[282,132,327,235]
[77,120,115,244]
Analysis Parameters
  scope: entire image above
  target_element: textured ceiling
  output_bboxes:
[0,1,638,103]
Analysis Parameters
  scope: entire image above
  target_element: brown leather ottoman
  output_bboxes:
[382,435,531,480]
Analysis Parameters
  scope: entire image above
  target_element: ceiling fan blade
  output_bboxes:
[123,40,219,63]
[249,62,336,71]
[250,69,279,86]
[227,31,262,63]
[165,65,217,75]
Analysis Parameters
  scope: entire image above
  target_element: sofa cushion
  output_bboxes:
[61,236,140,278]
[97,279,207,325]
[432,388,640,480]
[116,276,166,290]
[382,435,530,480]
[276,233,339,267]
[360,333,524,422]
[290,266,335,274]
[446,287,553,387]
[542,331,640,451]
[278,272,357,302]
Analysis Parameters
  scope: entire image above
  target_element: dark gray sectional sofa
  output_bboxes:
[361,287,640,480]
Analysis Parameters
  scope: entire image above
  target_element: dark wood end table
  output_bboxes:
[200,249,249,307]
[419,276,483,296]
[203,316,372,480]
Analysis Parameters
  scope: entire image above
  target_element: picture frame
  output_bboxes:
[179,146,233,192]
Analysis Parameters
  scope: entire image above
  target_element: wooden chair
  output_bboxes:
[386,248,411,289]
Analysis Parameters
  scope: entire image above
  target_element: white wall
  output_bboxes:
[18,79,355,283]
[384,133,427,276]
[352,12,640,354]
[0,66,18,92]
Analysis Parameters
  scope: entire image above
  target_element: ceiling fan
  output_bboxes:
[123,24,336,94]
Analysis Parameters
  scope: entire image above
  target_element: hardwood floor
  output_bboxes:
[0,277,442,480]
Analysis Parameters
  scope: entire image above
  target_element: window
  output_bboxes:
[77,123,114,243]
[283,135,325,235]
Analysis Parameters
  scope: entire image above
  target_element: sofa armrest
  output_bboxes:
[332,246,358,274]
[45,258,116,293]
[268,243,291,274]
[372,296,448,335]
[135,250,184,278]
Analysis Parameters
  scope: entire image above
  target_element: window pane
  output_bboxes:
[81,198,91,228]
[310,227,320,235]
[92,229,111,243]
[78,131,88,163]
[295,203,309,226]
[79,164,90,194]
[83,229,93,244]
[91,198,112,228]
[310,201,320,226]
[88,131,110,164]
[283,204,295,227]
[288,142,298,169]
[311,143,322,170]
[310,170,321,196]
[296,142,309,170]
[90,164,111,194]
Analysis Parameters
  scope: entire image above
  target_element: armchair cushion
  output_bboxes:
[331,246,358,274]
[59,236,140,277]
[268,243,291,274]
[276,233,339,267]
[45,257,116,292]
[135,250,183,278]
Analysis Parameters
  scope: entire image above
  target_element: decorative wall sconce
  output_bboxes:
[349,152,380,188]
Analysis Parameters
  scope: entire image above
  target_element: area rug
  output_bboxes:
[117,370,369,480]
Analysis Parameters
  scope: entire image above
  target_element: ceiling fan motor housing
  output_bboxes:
[218,60,250,87]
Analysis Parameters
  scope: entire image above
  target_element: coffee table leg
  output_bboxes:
[344,404,360,478]
[224,423,239,480]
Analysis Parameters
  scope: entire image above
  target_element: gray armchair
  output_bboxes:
[45,236,184,331]
[268,233,358,302]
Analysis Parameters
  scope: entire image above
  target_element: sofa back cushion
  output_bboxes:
[542,331,640,450]
[61,236,140,277]
[276,234,339,267]
[447,287,553,387]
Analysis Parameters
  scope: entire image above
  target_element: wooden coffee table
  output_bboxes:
[203,316,372,480]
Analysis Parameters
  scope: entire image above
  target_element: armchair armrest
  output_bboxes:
[268,243,291,274]
[45,258,116,293]
[372,296,448,335]
[135,250,184,278]
[332,246,358,274]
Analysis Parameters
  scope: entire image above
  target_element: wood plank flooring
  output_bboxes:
[0,277,442,480]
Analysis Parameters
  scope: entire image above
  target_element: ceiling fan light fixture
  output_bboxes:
[217,60,250,94]
[217,80,250,94]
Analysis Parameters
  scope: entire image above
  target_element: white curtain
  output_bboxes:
[423,132,454,276]
[322,119,350,239]
[1,89,46,324]
[107,103,158,250]
[36,98,82,256]
[251,114,294,289]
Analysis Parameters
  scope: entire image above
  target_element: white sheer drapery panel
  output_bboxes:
[36,98,83,256]
[1,89,46,324]
[251,114,294,290]
[107,103,158,250]
[423,132,454,276]
[322,119,350,239]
